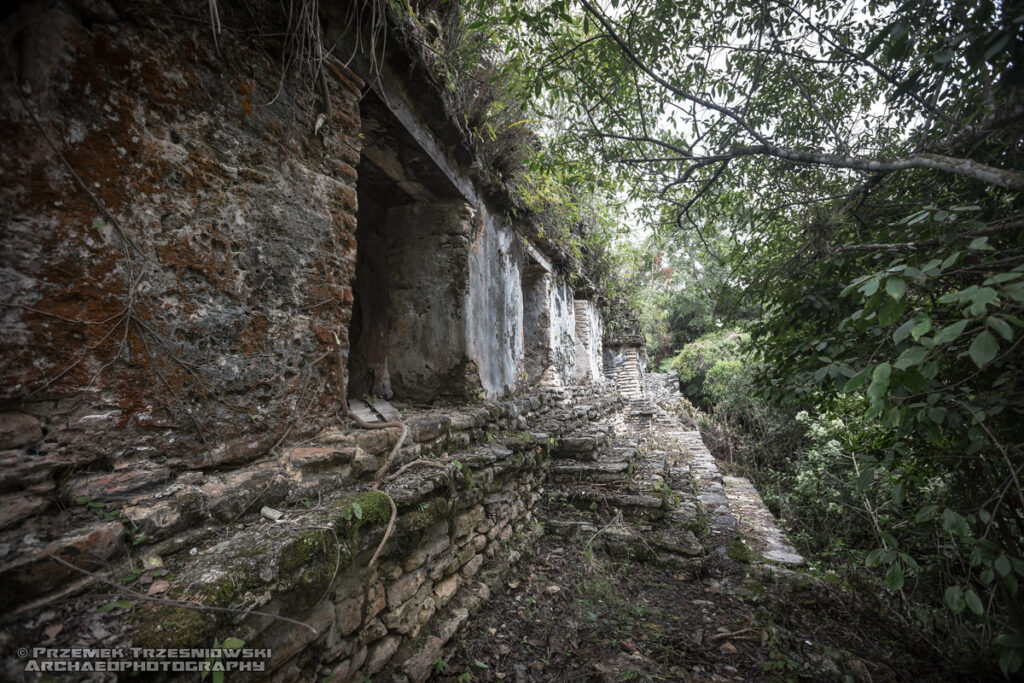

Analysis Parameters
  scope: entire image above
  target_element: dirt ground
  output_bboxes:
[438,531,981,682]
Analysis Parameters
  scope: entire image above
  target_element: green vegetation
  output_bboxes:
[726,540,754,564]
[455,0,1023,674]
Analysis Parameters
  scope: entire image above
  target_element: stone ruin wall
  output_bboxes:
[0,1,615,680]
[1,0,366,522]
[573,299,604,383]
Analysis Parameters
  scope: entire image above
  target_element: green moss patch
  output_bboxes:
[132,605,210,650]
[726,540,754,564]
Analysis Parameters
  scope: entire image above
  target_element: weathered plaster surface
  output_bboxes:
[385,201,477,401]
[574,299,604,382]
[467,208,521,398]
[547,273,577,385]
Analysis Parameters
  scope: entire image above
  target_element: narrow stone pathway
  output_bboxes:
[542,382,802,572]
[439,381,943,681]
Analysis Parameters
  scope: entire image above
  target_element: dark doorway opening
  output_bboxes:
[346,90,471,403]
[520,263,549,386]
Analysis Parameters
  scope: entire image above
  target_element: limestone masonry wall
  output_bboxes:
[0,1,616,679]
[1,382,619,681]
[1,0,364,528]
[0,3,846,681]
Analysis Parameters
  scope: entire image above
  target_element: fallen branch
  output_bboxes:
[707,627,757,642]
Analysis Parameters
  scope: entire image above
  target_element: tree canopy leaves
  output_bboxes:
[461,0,1024,672]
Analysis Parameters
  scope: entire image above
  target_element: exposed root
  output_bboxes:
[366,491,397,569]
[386,458,454,483]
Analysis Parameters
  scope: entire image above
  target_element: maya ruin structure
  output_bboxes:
[0,1,803,680]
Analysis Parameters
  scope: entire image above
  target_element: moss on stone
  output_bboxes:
[734,577,768,602]
[132,605,210,650]
[239,544,268,559]
[330,491,392,537]
[280,528,334,576]
[681,519,707,536]
[198,575,241,607]
[396,497,448,535]
[278,527,345,609]
[726,540,754,564]
[353,490,392,524]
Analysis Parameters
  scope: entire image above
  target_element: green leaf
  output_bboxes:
[855,467,875,493]
[996,634,1024,649]
[885,563,905,591]
[968,330,999,368]
[965,588,984,615]
[866,363,891,402]
[968,236,994,250]
[995,554,1012,578]
[98,599,132,613]
[910,318,932,340]
[885,276,906,300]
[865,548,885,567]
[934,320,969,345]
[967,287,999,316]
[941,508,970,537]
[894,346,928,370]
[352,502,363,519]
[843,368,870,392]
[1000,572,1015,597]
[878,296,905,325]
[863,24,892,56]
[221,637,245,649]
[985,32,1010,61]
[914,504,938,522]
[941,251,961,269]
[988,316,1014,341]
[900,553,921,572]
[1003,282,1024,303]
[983,272,1021,285]
[892,319,915,343]
[1000,647,1023,677]
[945,585,965,614]
[892,482,905,504]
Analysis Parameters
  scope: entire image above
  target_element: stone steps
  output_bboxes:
[542,517,703,571]
[541,394,803,573]
[549,460,632,484]
[609,349,645,400]
[540,399,707,571]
